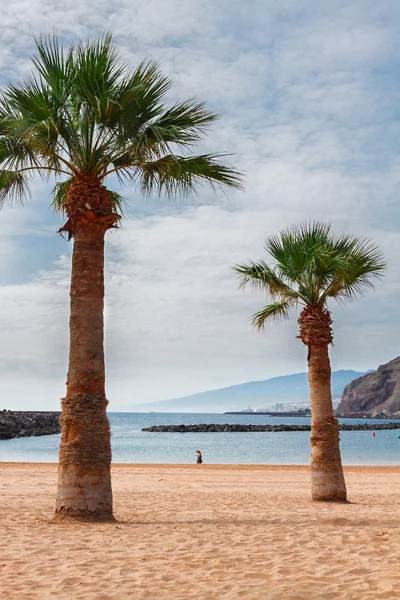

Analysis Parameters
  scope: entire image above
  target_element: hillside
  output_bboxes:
[120,370,369,413]
[338,357,400,414]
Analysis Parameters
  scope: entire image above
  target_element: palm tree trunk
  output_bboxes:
[55,219,113,521]
[308,343,347,501]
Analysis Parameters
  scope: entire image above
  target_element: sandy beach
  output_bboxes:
[0,463,399,599]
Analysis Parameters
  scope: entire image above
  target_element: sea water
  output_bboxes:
[0,413,399,465]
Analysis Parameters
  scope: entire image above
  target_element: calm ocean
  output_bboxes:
[1,413,399,465]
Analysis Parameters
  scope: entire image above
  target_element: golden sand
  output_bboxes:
[0,463,399,599]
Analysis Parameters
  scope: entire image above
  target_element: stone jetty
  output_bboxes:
[142,422,400,433]
[0,410,61,440]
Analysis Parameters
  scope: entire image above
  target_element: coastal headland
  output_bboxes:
[0,463,399,599]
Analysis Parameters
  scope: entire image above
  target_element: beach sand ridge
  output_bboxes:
[0,464,399,599]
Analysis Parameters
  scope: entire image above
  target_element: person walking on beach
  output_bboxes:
[196,450,203,464]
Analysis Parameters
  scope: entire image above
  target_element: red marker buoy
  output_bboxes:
[372,432,376,438]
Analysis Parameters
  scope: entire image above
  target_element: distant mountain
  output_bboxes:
[338,357,400,414]
[119,370,370,413]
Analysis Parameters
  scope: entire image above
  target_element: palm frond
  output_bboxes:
[3,75,81,174]
[320,237,386,303]
[0,133,40,171]
[235,221,385,335]
[1,33,241,211]
[96,60,172,131]
[0,170,30,205]
[33,35,68,95]
[251,300,297,331]
[263,222,386,305]
[265,222,331,283]
[73,33,125,105]
[50,177,74,213]
[134,153,243,197]
[233,261,298,300]
[97,100,221,174]
[107,189,127,217]
[142,100,218,149]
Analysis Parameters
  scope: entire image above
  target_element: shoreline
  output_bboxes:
[1,462,399,472]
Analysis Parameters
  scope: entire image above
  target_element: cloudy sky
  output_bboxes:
[1,0,400,410]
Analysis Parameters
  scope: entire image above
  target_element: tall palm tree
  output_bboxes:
[234,223,385,501]
[0,35,242,520]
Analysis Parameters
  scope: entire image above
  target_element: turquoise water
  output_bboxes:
[0,413,399,465]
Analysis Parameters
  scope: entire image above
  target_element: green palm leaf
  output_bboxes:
[0,33,242,213]
[235,221,385,329]
[0,170,30,205]
[135,154,242,197]
[251,300,297,330]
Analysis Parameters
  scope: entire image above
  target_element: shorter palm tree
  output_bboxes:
[234,222,385,501]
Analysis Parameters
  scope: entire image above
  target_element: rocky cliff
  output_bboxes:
[0,410,61,440]
[338,357,400,415]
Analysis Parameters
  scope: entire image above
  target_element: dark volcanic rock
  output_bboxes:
[0,410,61,440]
[142,422,400,433]
[0,426,12,440]
[338,357,400,415]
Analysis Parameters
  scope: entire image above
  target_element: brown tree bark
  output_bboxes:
[299,305,347,501]
[308,343,347,501]
[55,180,118,521]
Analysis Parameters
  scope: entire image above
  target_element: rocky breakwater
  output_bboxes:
[143,423,400,433]
[0,410,61,440]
